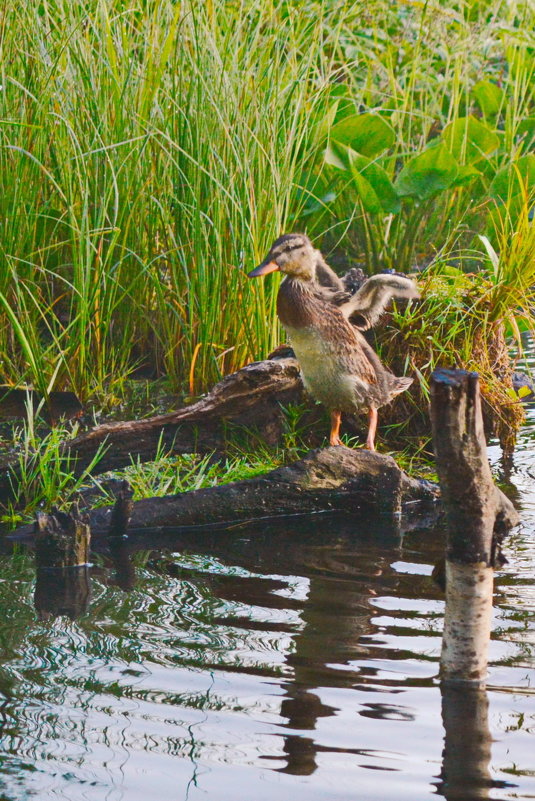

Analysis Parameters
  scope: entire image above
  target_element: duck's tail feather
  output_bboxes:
[391,376,413,397]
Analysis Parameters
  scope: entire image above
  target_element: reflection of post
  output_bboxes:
[34,566,91,620]
[108,540,137,591]
[436,684,492,800]
[430,368,518,683]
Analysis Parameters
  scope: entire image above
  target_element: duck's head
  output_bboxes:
[248,233,316,281]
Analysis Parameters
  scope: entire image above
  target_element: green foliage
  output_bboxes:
[328,114,396,158]
[442,116,500,164]
[4,414,106,515]
[0,0,533,406]
[395,143,460,201]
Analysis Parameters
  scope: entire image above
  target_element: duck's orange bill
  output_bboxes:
[247,260,279,278]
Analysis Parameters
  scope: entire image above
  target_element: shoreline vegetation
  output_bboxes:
[0,0,534,518]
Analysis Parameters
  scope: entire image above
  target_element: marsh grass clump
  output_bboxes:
[377,257,527,451]
[1,414,107,522]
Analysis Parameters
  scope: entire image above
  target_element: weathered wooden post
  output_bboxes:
[107,480,134,538]
[430,368,518,682]
[33,506,92,620]
[431,368,518,799]
[34,506,91,569]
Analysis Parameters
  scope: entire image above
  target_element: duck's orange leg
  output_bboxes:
[329,410,343,446]
[365,408,378,451]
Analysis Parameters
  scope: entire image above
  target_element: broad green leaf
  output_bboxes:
[442,115,500,163]
[324,140,349,171]
[489,155,535,201]
[517,117,535,151]
[350,154,400,213]
[395,143,459,200]
[301,192,337,216]
[451,164,481,186]
[472,80,504,122]
[329,113,395,157]
[350,168,383,214]
[325,141,400,213]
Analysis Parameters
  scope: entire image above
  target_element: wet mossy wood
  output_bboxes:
[82,446,439,535]
[0,358,303,503]
[10,447,440,544]
[34,507,91,569]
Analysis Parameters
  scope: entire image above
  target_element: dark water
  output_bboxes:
[0,414,533,798]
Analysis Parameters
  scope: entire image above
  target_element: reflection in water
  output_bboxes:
[437,685,493,801]
[34,566,91,620]
[0,399,533,799]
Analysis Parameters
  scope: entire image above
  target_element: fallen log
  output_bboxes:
[0,357,304,503]
[11,446,440,542]
[431,368,519,685]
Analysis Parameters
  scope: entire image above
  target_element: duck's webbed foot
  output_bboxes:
[365,407,378,451]
[329,410,343,446]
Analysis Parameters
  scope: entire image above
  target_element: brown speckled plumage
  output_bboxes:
[277,277,411,414]
[248,233,417,449]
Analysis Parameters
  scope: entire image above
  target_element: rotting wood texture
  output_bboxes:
[0,357,304,503]
[34,506,91,569]
[11,446,440,542]
[431,368,519,685]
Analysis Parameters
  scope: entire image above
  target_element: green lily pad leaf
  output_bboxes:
[489,155,535,201]
[325,141,400,213]
[395,142,459,200]
[442,115,500,163]
[472,80,504,122]
[329,113,395,157]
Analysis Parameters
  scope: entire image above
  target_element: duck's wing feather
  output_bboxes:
[338,274,420,330]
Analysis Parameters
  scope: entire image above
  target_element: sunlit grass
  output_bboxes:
[0,0,533,405]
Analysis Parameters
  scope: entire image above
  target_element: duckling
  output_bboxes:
[248,233,419,450]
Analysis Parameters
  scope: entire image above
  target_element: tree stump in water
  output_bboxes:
[430,368,519,684]
[33,506,92,620]
[34,507,91,569]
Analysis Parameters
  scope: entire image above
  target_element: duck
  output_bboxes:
[248,233,420,450]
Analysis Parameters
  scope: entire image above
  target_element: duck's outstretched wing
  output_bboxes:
[337,274,420,330]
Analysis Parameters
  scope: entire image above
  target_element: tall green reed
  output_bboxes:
[0,0,533,403]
